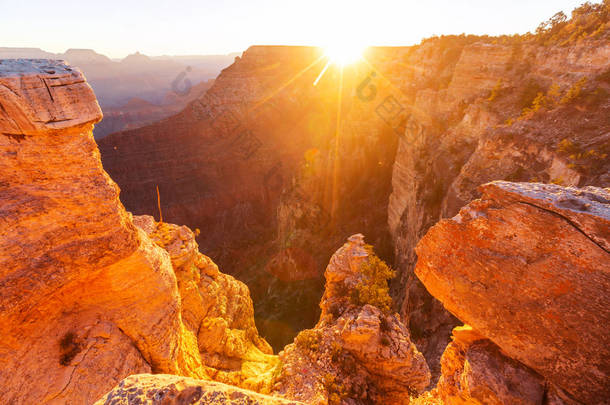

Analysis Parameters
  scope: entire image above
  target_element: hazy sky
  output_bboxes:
[1,0,590,58]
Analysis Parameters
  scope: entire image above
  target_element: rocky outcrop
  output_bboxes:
[388,29,610,374]
[95,234,429,405]
[273,235,430,404]
[95,374,302,405]
[134,215,278,392]
[98,46,403,349]
[0,59,184,403]
[0,59,272,403]
[424,325,546,405]
[414,181,610,404]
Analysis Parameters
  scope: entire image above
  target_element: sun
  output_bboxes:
[323,42,365,66]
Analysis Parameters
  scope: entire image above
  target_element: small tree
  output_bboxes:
[351,247,396,312]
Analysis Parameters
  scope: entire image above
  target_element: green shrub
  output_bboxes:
[534,2,609,45]
[487,79,503,102]
[557,138,581,155]
[560,77,587,104]
[520,92,548,117]
[350,249,396,313]
[322,373,347,405]
[295,329,321,352]
[518,79,545,110]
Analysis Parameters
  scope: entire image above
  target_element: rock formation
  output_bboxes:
[133,215,278,392]
[388,30,610,374]
[98,46,402,349]
[272,234,430,404]
[414,181,610,404]
[413,325,547,405]
[95,234,432,405]
[95,374,302,405]
[97,5,610,364]
[0,59,272,403]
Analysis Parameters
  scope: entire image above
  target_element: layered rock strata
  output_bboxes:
[0,59,272,403]
[388,32,610,374]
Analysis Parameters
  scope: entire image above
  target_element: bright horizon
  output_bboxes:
[2,0,591,58]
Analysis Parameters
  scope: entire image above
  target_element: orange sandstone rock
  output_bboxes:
[0,59,272,403]
[415,181,610,404]
[274,235,430,404]
[0,59,200,403]
[436,326,545,405]
[134,215,278,392]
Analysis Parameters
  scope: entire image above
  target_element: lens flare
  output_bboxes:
[323,43,365,66]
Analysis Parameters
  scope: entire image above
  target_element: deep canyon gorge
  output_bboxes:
[1,3,609,405]
[99,8,610,363]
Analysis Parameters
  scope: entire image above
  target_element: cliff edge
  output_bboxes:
[0,59,273,403]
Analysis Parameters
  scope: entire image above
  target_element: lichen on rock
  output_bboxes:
[95,374,303,405]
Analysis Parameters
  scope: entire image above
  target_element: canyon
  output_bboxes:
[98,5,610,366]
[0,47,236,138]
[1,3,609,404]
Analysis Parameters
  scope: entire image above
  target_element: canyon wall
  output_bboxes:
[98,46,409,349]
[98,4,609,370]
[387,33,610,374]
[0,59,273,403]
[2,59,608,404]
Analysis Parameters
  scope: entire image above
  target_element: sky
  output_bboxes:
[1,0,591,58]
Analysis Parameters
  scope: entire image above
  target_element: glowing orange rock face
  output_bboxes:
[415,181,610,404]
[0,60,274,403]
[0,59,189,403]
[273,234,431,405]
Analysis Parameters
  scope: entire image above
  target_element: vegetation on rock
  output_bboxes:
[350,246,396,313]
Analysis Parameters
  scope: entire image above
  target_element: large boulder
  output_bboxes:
[415,181,610,403]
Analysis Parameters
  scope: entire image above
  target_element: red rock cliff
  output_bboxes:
[98,46,406,349]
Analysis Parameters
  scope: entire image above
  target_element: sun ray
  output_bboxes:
[313,60,331,86]
[248,54,327,118]
[330,64,344,226]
